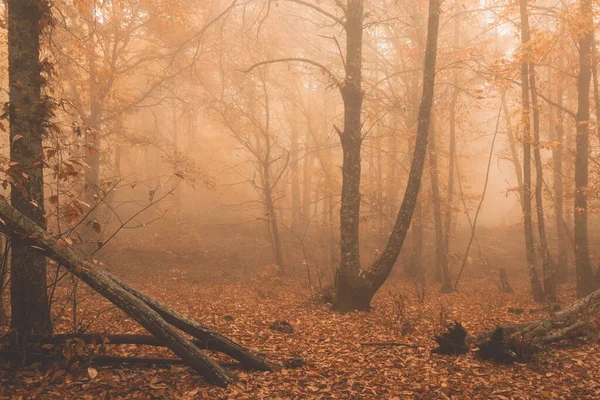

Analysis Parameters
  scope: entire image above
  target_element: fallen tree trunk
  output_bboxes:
[0,198,234,386]
[474,288,600,362]
[106,273,277,371]
[24,333,274,370]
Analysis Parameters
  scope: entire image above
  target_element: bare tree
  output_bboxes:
[518,0,545,302]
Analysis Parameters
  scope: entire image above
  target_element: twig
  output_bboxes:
[360,342,420,349]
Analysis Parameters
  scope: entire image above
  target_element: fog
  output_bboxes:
[2,0,600,397]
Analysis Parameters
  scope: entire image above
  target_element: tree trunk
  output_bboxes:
[302,125,312,220]
[8,0,52,336]
[0,236,8,327]
[334,0,367,311]
[502,98,523,202]
[519,0,545,302]
[81,3,103,254]
[552,73,568,282]
[290,115,301,227]
[334,0,441,311]
[529,65,557,301]
[574,0,596,298]
[0,199,234,386]
[428,122,453,292]
[444,84,458,275]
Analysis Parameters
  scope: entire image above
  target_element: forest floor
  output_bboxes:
[2,248,600,399]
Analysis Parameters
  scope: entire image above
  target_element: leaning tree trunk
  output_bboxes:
[8,0,52,336]
[518,0,545,303]
[529,64,557,301]
[0,199,275,386]
[574,0,596,298]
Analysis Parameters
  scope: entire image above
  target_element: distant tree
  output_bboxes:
[518,0,545,302]
[574,0,597,298]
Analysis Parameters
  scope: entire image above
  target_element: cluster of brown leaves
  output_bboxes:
[2,252,600,399]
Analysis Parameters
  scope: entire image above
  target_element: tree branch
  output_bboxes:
[284,0,345,26]
[241,58,342,89]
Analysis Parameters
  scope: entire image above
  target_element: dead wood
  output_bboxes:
[23,333,276,371]
[473,288,600,362]
[432,322,469,355]
[0,199,236,386]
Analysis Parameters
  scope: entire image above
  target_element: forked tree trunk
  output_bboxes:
[518,0,545,302]
[8,0,52,336]
[574,0,596,298]
[334,0,441,311]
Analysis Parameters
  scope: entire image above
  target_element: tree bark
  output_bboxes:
[0,199,235,387]
[574,0,596,298]
[334,0,441,310]
[8,0,52,336]
[518,0,545,302]
[334,0,367,311]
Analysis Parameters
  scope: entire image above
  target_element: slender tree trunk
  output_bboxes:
[376,133,385,236]
[386,112,399,223]
[81,4,103,254]
[264,167,284,269]
[552,75,568,282]
[519,0,545,302]
[443,11,459,266]
[290,116,301,227]
[260,80,284,270]
[302,126,312,220]
[574,0,596,297]
[8,0,52,336]
[592,39,600,147]
[502,99,523,202]
[444,84,458,273]
[0,237,7,326]
[529,65,557,301]
[428,122,453,292]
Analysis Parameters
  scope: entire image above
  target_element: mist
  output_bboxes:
[1,0,600,398]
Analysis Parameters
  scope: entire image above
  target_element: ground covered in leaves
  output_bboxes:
[2,251,600,399]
